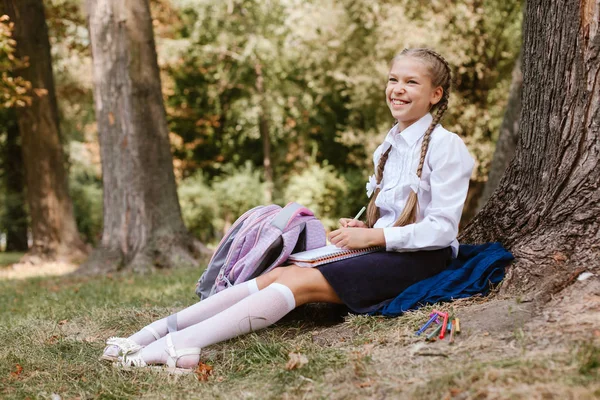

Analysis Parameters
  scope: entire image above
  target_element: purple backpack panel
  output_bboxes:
[196,203,326,300]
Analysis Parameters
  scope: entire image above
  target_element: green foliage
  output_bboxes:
[281,163,348,230]
[0,15,31,108]
[212,162,266,225]
[177,173,219,243]
[67,139,103,245]
[178,163,265,243]
[69,175,102,245]
[164,0,521,182]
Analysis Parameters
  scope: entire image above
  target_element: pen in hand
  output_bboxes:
[339,206,367,228]
[353,206,366,220]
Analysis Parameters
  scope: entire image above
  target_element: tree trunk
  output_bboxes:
[1,0,87,261]
[461,0,600,300]
[83,0,207,273]
[477,53,523,211]
[0,109,28,252]
[255,62,274,203]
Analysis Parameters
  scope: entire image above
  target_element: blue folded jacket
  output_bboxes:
[374,242,513,317]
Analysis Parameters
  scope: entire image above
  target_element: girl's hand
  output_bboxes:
[339,218,367,228]
[328,228,385,249]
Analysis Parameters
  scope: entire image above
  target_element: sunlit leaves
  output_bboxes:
[0,15,31,108]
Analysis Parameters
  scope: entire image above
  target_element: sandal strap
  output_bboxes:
[165,334,201,368]
[120,350,147,368]
[106,337,143,355]
[142,326,161,340]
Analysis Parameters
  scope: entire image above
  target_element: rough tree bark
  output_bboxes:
[0,109,28,251]
[477,53,523,211]
[2,0,87,261]
[461,0,600,299]
[83,0,207,273]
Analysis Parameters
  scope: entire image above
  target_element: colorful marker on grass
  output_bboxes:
[449,320,457,344]
[435,311,449,339]
[426,324,443,341]
[416,314,438,336]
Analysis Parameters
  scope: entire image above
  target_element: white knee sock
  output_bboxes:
[140,283,296,368]
[104,279,260,357]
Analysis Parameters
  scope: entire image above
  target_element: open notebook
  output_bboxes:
[287,244,383,267]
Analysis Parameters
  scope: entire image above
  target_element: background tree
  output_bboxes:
[461,0,600,298]
[0,108,28,251]
[0,0,87,261]
[83,0,206,273]
[0,15,29,252]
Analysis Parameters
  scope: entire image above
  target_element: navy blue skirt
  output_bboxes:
[316,247,452,314]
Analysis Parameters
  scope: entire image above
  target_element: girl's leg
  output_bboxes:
[104,277,269,358]
[128,266,341,368]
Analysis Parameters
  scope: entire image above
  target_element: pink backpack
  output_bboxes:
[195,202,326,300]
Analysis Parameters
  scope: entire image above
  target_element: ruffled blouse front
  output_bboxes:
[372,113,475,258]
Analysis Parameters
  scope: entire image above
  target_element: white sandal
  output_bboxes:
[117,334,201,375]
[163,334,202,374]
[100,326,161,361]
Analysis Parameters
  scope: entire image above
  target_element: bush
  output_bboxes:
[177,173,219,244]
[179,163,266,244]
[69,175,103,245]
[281,163,348,230]
[212,162,267,232]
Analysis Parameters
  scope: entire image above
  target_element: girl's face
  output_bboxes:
[386,57,443,131]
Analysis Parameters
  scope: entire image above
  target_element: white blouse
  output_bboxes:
[372,113,475,258]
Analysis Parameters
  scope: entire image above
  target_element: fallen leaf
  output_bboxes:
[285,352,308,370]
[58,319,68,326]
[355,380,373,388]
[10,364,23,378]
[194,362,213,382]
[46,335,60,344]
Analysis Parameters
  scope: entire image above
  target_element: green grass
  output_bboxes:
[0,252,24,267]
[1,267,599,399]
[0,267,350,399]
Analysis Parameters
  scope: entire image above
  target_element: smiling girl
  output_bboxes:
[103,48,474,373]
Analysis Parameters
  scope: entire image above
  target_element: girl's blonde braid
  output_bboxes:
[393,100,449,226]
[366,145,392,227]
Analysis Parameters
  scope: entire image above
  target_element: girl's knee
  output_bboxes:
[274,266,311,286]
[256,266,284,289]
[275,267,341,305]
[274,267,326,294]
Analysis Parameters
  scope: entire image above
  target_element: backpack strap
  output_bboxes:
[270,202,313,231]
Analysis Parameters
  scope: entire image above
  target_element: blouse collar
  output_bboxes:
[385,113,434,148]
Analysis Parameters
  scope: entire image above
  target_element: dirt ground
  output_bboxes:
[0,261,78,280]
[303,275,600,398]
